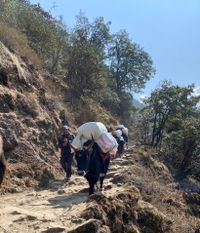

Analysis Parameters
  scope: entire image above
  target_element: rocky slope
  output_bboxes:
[0,40,118,193]
[0,41,76,192]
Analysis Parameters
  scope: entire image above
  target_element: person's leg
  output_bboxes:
[60,156,68,177]
[118,141,125,155]
[66,155,73,178]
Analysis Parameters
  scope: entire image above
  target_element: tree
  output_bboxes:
[66,14,111,100]
[16,3,69,72]
[108,30,155,94]
[163,117,200,176]
[66,38,106,100]
[0,0,69,73]
[144,81,200,147]
[74,12,111,56]
[137,107,152,144]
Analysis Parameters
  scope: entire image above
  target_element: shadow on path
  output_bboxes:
[48,190,88,209]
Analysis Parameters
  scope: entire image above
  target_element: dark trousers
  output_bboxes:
[60,155,73,178]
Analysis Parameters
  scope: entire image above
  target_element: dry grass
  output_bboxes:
[74,96,119,126]
[125,146,200,233]
[0,23,42,67]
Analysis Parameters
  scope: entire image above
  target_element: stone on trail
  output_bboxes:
[67,219,102,233]
[41,226,66,233]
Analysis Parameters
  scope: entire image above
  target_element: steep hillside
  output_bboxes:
[0,41,118,193]
[0,41,76,192]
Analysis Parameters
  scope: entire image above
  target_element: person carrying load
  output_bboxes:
[113,129,125,156]
[116,124,129,148]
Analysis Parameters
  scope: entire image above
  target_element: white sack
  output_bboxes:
[96,132,118,153]
[116,124,125,130]
[122,127,129,137]
[71,122,107,150]
[113,129,122,139]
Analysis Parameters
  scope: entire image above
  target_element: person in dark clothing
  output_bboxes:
[113,130,125,156]
[117,137,125,156]
[58,125,74,181]
[122,132,128,144]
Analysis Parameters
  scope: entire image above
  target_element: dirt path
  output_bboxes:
[0,149,132,233]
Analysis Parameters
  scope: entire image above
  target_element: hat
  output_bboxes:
[63,125,69,129]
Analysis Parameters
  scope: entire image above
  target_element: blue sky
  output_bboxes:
[30,0,200,99]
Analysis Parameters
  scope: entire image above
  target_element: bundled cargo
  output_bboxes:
[122,127,128,137]
[96,132,118,154]
[116,124,125,130]
[116,124,128,137]
[113,129,122,138]
[72,122,118,154]
[72,122,107,150]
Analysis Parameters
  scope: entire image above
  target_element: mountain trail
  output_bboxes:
[0,147,133,233]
